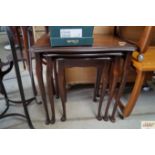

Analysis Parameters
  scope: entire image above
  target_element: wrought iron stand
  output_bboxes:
[0,27,38,129]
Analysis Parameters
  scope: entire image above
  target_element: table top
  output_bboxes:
[31,33,138,54]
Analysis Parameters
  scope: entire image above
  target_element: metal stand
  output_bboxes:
[0,27,38,129]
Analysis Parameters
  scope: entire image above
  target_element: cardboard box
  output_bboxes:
[49,26,94,47]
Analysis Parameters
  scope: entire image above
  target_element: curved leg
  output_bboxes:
[109,54,131,122]
[0,79,9,117]
[28,53,39,102]
[96,77,108,120]
[103,58,119,121]
[46,57,55,124]
[123,70,145,117]
[103,75,118,121]
[58,61,66,121]
[53,60,59,98]
[93,67,103,102]
[0,60,13,115]
[97,62,110,121]
[36,54,50,124]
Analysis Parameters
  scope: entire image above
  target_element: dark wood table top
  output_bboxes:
[30,33,138,54]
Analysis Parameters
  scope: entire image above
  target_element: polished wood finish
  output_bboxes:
[32,34,136,53]
[35,54,50,124]
[122,47,155,117]
[122,70,145,117]
[132,47,155,71]
[93,67,103,102]
[33,26,115,85]
[138,27,153,54]
[109,53,132,122]
[31,33,137,123]
[96,61,111,120]
[111,26,154,120]
[20,27,31,70]
[21,26,59,101]
[102,57,120,121]
[46,57,55,124]
[33,26,155,85]
[116,26,155,46]
[56,58,111,121]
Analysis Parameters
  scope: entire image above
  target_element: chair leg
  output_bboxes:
[58,62,67,121]
[93,67,103,102]
[46,57,55,124]
[97,62,110,121]
[123,70,145,117]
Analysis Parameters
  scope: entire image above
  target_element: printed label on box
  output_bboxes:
[60,29,82,38]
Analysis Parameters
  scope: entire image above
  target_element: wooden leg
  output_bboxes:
[21,27,30,71]
[58,61,67,121]
[123,70,145,117]
[26,28,38,98]
[93,67,103,102]
[53,60,59,98]
[35,54,50,124]
[103,58,120,121]
[109,54,131,122]
[15,27,26,69]
[97,62,110,121]
[46,57,55,124]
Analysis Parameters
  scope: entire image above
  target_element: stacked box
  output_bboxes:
[49,26,94,47]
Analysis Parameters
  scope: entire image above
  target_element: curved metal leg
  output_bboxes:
[0,79,9,117]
